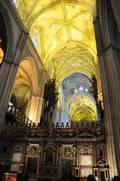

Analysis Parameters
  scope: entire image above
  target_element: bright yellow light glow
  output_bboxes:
[0,48,4,64]
[69,95,96,122]
[28,112,34,122]
[47,43,96,87]
[15,0,101,122]
[16,0,97,87]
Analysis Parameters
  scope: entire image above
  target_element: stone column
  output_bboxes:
[27,95,43,124]
[60,85,69,126]
[56,108,62,124]
[0,31,28,130]
[94,0,119,176]
[111,0,120,32]
[61,110,69,126]
[38,69,47,124]
[39,69,47,98]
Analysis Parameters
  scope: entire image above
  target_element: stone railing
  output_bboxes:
[4,106,104,131]
[5,105,36,128]
[55,121,103,129]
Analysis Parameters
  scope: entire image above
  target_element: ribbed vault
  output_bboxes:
[15,0,97,86]
[69,95,96,121]
[60,73,92,107]
[14,0,99,123]
[47,43,96,86]
[62,73,92,103]
[60,73,97,122]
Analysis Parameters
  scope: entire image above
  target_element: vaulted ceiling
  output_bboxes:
[16,0,97,83]
[69,95,96,121]
[15,0,98,122]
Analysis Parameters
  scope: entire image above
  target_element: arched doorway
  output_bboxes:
[11,60,32,114]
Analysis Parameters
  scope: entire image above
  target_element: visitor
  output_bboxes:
[87,174,96,181]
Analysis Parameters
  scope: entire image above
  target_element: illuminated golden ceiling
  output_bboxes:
[48,43,96,85]
[69,95,96,121]
[15,0,98,122]
[16,0,97,83]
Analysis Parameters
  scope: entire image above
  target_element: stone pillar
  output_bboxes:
[111,0,120,32]
[37,69,47,124]
[0,31,28,130]
[60,85,69,126]
[61,110,69,126]
[39,69,47,98]
[27,96,43,124]
[56,108,62,124]
[94,0,119,176]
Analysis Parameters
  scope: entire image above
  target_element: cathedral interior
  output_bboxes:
[0,0,120,181]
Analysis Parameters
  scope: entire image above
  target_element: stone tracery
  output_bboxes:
[0,0,119,179]
[14,0,99,124]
